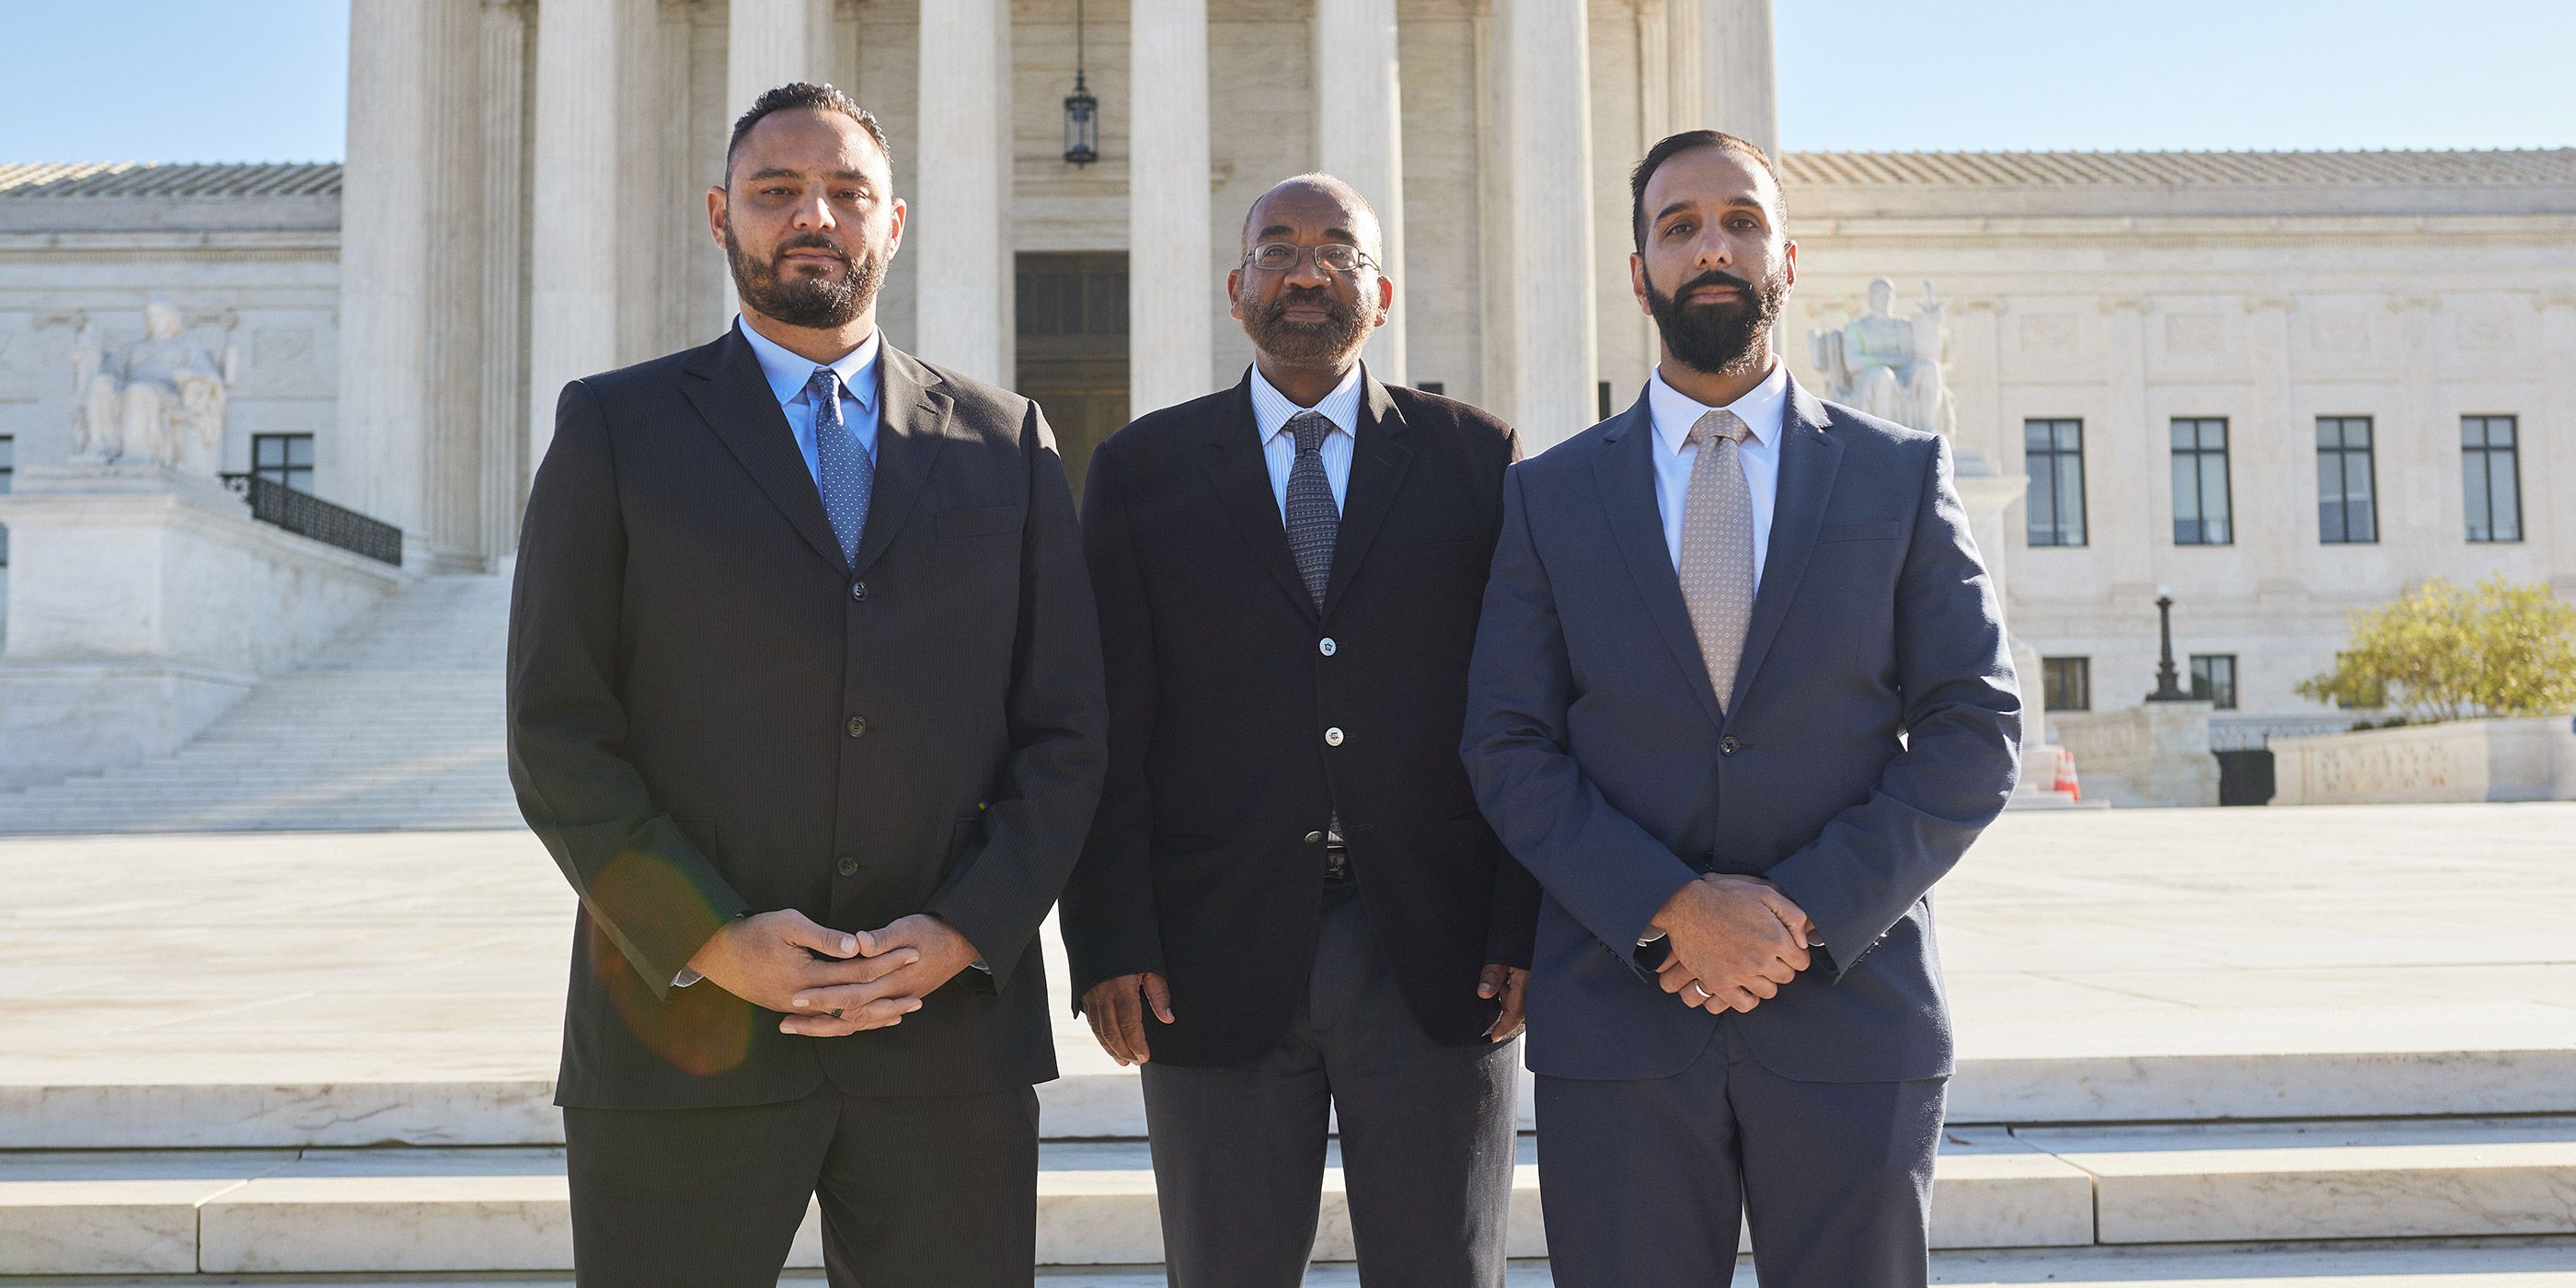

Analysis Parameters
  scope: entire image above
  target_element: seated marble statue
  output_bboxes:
[71,299,235,473]
[1809,278,1955,438]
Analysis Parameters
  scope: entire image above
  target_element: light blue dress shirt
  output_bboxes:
[1646,357,1787,591]
[1248,362,1363,517]
[738,318,882,482]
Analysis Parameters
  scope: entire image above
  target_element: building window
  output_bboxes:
[2462,415,2522,543]
[2041,656,2091,711]
[0,434,12,567]
[2189,654,2238,710]
[2170,418,2232,546]
[2024,419,2086,547]
[2317,417,2377,544]
[1416,382,1444,396]
[252,434,315,494]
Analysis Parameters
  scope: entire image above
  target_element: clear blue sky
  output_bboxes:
[0,0,2566,163]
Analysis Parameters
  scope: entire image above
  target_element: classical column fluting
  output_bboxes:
[1698,0,1777,156]
[728,0,837,106]
[1128,0,1213,415]
[421,0,486,569]
[527,0,624,469]
[334,0,434,531]
[1503,0,1598,450]
[914,0,1013,384]
[1313,0,1407,386]
[479,0,532,561]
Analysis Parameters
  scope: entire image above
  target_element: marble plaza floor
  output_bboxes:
[1,801,2570,1133]
[1,804,2571,1278]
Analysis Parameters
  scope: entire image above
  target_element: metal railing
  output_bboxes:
[219,473,403,567]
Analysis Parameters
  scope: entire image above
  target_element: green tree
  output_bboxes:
[2297,576,2576,722]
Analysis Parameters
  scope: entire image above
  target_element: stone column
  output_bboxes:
[2242,296,2301,603]
[479,0,532,561]
[1638,0,1705,141]
[1698,0,1777,156]
[914,0,1013,385]
[1129,0,1213,414]
[527,0,625,468]
[334,0,433,531]
[1503,0,1598,450]
[2391,294,2442,581]
[1313,0,1407,385]
[2099,296,2156,606]
[422,0,487,569]
[729,0,837,106]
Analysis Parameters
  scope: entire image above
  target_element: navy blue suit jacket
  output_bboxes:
[1462,377,2020,1085]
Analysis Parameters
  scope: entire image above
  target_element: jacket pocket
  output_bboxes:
[936,505,1027,538]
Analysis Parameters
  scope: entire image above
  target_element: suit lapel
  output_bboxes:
[1593,395,1728,731]
[680,327,846,572]
[1320,374,1413,620]
[1728,379,1845,714]
[852,347,952,578]
[1205,374,1322,625]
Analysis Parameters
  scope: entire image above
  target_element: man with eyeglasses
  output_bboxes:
[1060,174,1539,1287]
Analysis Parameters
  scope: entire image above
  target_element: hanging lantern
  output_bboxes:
[1063,0,1098,167]
[1064,74,1098,167]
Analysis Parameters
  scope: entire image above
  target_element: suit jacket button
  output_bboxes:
[846,716,868,738]
[851,581,868,602]
[1318,637,1337,656]
[1304,831,1324,844]
[836,856,860,877]
[1719,736,1741,756]
[1324,727,1345,747]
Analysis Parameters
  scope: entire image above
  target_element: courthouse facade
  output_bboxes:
[0,0,2571,731]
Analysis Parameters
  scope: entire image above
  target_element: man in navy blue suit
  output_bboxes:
[1461,130,2023,1287]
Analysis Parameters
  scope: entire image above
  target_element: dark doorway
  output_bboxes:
[1016,252,1129,504]
[2215,749,2275,806]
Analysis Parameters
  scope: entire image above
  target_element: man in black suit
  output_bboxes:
[1060,175,1538,1288]
[507,83,1104,1287]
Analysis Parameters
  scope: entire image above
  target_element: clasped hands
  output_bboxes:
[1649,873,1817,1015]
[683,908,983,1037]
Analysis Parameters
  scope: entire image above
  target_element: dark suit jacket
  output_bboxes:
[508,324,1106,1110]
[1061,369,1542,1068]
[1462,378,2019,1086]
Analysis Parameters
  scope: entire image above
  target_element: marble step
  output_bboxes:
[6,1122,2571,1275]
[28,1245,2576,1288]
[12,1033,2574,1150]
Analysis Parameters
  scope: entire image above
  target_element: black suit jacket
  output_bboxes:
[1061,368,1541,1068]
[508,324,1106,1110]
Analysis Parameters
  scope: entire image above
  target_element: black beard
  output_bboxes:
[725,222,880,329]
[1241,284,1374,367]
[1644,263,1786,375]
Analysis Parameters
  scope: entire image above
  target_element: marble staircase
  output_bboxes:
[0,573,516,834]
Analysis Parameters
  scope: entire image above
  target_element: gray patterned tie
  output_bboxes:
[1283,410,1338,610]
[1679,408,1755,711]
[810,367,872,571]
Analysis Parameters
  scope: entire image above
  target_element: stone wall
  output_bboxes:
[2271,717,2576,805]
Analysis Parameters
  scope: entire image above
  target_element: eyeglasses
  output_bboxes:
[1243,241,1375,274]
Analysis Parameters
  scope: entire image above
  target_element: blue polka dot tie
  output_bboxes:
[1283,410,1338,611]
[810,367,871,571]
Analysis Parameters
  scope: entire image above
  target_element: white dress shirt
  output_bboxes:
[738,317,882,482]
[1646,357,1788,590]
[1248,362,1363,517]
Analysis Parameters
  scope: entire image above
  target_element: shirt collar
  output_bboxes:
[738,317,880,411]
[1648,356,1788,456]
[1250,361,1367,446]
